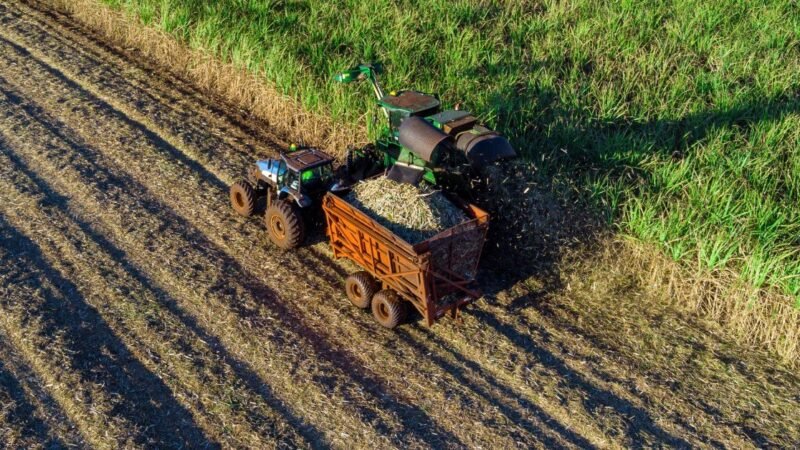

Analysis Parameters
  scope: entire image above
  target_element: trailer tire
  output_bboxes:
[371,290,407,329]
[230,180,256,217]
[345,271,377,309]
[265,201,305,249]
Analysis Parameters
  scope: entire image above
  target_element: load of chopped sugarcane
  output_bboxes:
[345,177,467,243]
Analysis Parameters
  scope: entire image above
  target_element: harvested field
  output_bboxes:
[0,1,798,448]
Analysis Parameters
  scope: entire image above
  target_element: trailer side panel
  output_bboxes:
[323,192,488,326]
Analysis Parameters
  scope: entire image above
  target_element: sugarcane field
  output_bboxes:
[0,1,798,448]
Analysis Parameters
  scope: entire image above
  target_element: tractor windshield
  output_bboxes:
[284,169,299,192]
[300,164,333,190]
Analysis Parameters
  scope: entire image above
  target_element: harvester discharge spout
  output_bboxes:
[335,63,388,117]
[455,127,517,167]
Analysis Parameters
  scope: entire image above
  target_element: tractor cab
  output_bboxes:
[277,148,335,206]
[282,149,334,189]
[251,148,335,209]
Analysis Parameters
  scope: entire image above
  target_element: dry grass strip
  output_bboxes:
[610,238,800,367]
[39,0,365,158]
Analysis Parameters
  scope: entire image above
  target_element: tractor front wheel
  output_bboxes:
[345,271,377,309]
[230,180,256,217]
[371,290,407,329]
[264,200,305,250]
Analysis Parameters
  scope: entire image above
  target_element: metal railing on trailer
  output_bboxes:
[322,191,489,327]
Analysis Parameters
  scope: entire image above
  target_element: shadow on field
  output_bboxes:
[0,80,465,448]
[0,340,70,448]
[395,328,597,448]
[473,310,692,447]
[475,78,800,300]
[472,60,800,168]
[457,71,800,446]
[528,287,785,448]
[0,142,326,449]
[0,214,214,448]
[461,68,800,306]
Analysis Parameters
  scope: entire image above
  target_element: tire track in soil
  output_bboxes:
[0,16,608,448]
[0,59,470,449]
[0,141,316,449]
[1,0,797,448]
[0,0,281,184]
[0,2,736,446]
[0,212,214,448]
[0,334,84,448]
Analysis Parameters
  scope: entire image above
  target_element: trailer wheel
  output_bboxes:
[265,201,305,249]
[230,180,256,217]
[345,271,377,309]
[371,290,407,329]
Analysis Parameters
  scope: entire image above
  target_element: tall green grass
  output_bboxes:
[104,0,800,303]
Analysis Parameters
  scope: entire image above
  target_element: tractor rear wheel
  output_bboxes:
[230,180,256,217]
[265,200,305,249]
[371,290,407,329]
[345,271,377,309]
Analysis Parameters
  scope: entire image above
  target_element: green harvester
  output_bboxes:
[335,63,516,188]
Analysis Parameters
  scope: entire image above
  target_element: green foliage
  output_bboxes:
[104,0,800,302]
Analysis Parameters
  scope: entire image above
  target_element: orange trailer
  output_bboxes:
[322,191,490,328]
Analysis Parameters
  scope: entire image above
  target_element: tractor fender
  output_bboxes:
[295,195,313,208]
[278,187,312,209]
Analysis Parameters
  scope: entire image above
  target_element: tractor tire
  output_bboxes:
[230,180,256,217]
[265,200,305,250]
[371,290,408,329]
[345,271,377,309]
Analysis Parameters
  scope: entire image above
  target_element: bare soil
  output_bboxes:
[0,1,797,448]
